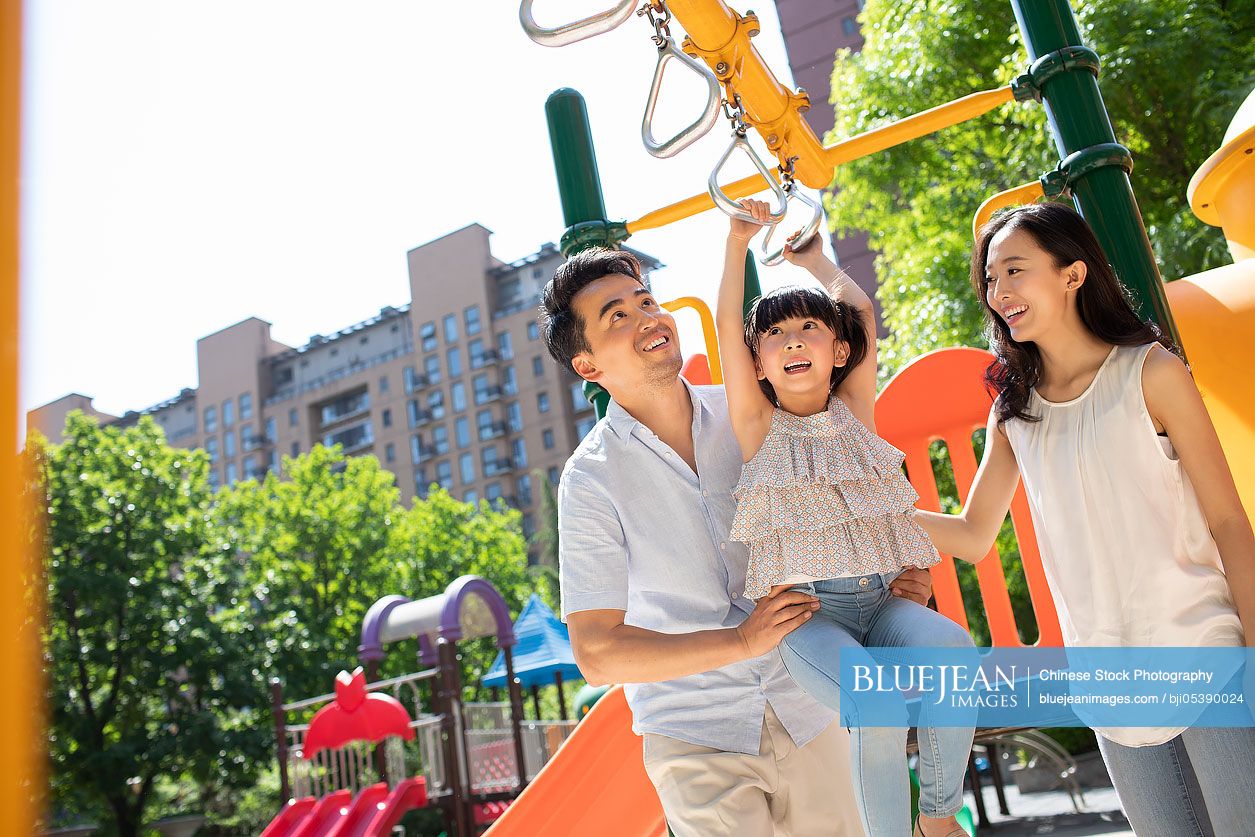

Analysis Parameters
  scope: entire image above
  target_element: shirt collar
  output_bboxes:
[606,377,706,441]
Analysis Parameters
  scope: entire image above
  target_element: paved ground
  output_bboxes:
[960,783,1133,836]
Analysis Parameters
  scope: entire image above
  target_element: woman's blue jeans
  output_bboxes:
[778,573,977,836]
[1096,726,1255,836]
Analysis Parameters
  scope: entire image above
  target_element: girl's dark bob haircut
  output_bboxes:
[744,284,868,406]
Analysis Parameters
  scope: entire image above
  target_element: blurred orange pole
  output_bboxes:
[2,0,42,831]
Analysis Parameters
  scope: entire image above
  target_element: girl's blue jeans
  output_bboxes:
[778,573,977,836]
[1096,726,1255,836]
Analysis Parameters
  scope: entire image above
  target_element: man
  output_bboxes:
[540,247,935,835]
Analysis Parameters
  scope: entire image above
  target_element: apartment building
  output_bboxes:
[29,224,658,542]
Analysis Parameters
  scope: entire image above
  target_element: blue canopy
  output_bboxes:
[482,593,583,688]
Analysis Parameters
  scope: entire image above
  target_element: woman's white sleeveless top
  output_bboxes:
[1004,343,1243,747]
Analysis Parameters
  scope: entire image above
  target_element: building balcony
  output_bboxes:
[475,386,504,405]
[470,349,500,369]
[478,422,508,441]
[482,458,515,477]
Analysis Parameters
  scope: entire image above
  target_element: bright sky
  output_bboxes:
[20,0,837,426]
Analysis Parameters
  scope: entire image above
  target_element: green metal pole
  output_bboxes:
[545,88,621,418]
[1010,0,1181,345]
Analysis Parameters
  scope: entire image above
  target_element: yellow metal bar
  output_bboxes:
[972,180,1045,240]
[627,85,1016,236]
[824,86,1016,168]
[627,170,776,234]
[663,296,723,384]
[667,0,832,188]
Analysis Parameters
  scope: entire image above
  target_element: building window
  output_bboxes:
[543,428,555,449]
[465,305,481,336]
[527,322,539,341]
[243,455,258,479]
[289,407,298,427]
[432,424,449,454]
[379,374,389,393]
[443,313,458,344]
[522,513,536,539]
[435,460,453,491]
[473,374,495,405]
[322,420,373,452]
[842,15,857,35]
[224,430,236,458]
[427,389,445,420]
[481,444,501,474]
[291,441,300,458]
[537,392,550,413]
[469,338,487,369]
[476,409,499,441]
[240,392,253,420]
[415,468,430,499]
[447,347,462,378]
[320,390,369,425]
[459,452,476,485]
[465,489,479,505]
[507,401,523,433]
[511,437,528,468]
[241,423,256,451]
[226,462,237,485]
[382,408,392,428]
[205,436,219,463]
[411,436,425,465]
[547,466,560,484]
[420,321,438,352]
[455,416,471,448]
[486,481,503,503]
[264,417,276,443]
[208,469,220,490]
[497,331,514,360]
[404,366,422,393]
[385,442,396,463]
[267,449,278,473]
[502,365,518,396]
[516,474,532,506]
[451,382,467,413]
[407,399,423,428]
[532,356,544,377]
[204,405,217,433]
[223,399,235,428]
[577,416,597,439]
[571,381,588,412]
[425,354,442,385]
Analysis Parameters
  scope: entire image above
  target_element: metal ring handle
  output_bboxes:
[519,0,638,48]
[759,188,825,266]
[708,133,788,224]
[641,37,722,158]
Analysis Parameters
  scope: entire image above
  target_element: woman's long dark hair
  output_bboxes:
[744,285,868,407]
[972,202,1176,424]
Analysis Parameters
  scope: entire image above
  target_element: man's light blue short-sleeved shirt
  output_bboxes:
[558,381,834,755]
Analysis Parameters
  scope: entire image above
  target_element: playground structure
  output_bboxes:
[268,576,585,837]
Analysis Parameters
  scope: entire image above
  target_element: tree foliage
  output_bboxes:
[35,414,267,835]
[827,0,1255,373]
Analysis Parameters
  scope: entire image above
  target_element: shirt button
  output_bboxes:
[720,543,727,551]
[859,577,870,587]
[702,489,710,497]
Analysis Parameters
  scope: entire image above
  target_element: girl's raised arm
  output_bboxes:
[716,200,775,461]
[915,406,1021,562]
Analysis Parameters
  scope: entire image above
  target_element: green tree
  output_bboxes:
[527,469,561,613]
[826,0,1255,374]
[35,413,267,836]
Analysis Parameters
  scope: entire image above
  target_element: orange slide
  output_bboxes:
[484,686,667,836]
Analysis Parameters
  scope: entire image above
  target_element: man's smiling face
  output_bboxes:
[568,273,683,395]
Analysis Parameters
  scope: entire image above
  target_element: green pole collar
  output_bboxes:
[1040,142,1134,196]
[559,220,631,256]
[1012,45,1101,103]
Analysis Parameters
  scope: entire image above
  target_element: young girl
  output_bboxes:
[718,200,975,837]
[916,202,1255,836]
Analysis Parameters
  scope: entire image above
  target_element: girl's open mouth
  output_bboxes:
[783,359,812,375]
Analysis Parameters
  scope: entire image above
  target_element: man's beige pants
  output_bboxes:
[642,703,866,836]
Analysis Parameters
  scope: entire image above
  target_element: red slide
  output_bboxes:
[483,686,666,836]
[260,797,317,837]
[260,778,429,837]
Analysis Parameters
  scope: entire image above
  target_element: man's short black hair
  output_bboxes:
[539,247,645,373]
